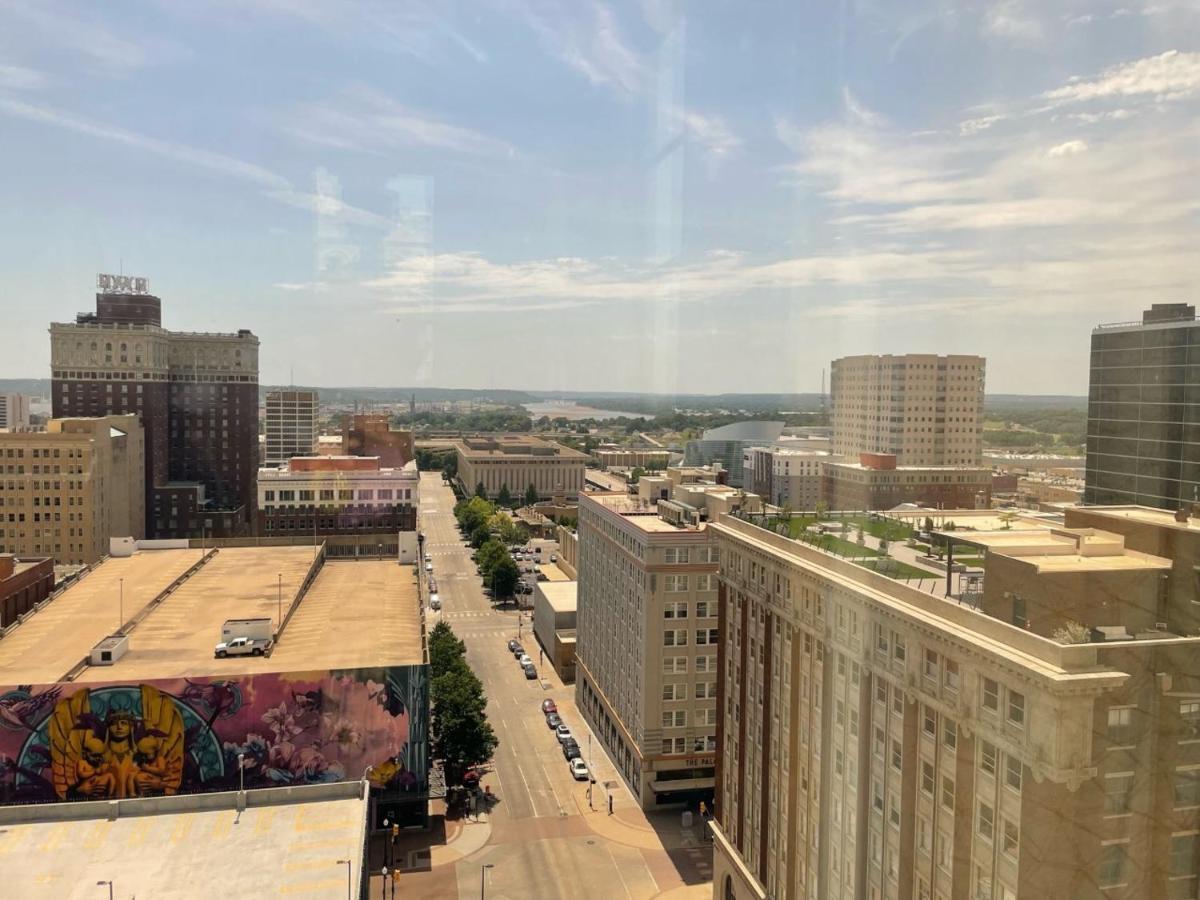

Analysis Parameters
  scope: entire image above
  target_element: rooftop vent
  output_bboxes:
[90,634,129,666]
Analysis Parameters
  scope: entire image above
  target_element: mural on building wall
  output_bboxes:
[0,665,427,804]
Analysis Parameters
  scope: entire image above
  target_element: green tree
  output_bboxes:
[488,555,520,600]
[524,484,539,506]
[475,481,488,499]
[923,516,935,534]
[441,453,458,480]
[630,466,645,484]
[430,662,499,785]
[815,500,829,520]
[497,483,513,507]
[469,523,492,549]
[477,539,508,578]
[428,621,466,680]
[456,496,494,535]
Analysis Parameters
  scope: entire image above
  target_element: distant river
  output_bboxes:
[524,401,648,421]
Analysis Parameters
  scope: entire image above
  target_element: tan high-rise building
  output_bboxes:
[0,393,31,430]
[710,507,1200,900]
[575,489,725,808]
[0,415,145,564]
[831,354,985,466]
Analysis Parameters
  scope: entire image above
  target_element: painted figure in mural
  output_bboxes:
[0,684,62,731]
[48,685,185,799]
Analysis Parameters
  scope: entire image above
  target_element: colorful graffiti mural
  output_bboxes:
[0,666,427,804]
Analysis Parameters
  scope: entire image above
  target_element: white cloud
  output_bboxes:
[1047,139,1088,157]
[0,63,44,90]
[1043,50,1200,105]
[984,1,1044,43]
[286,86,513,157]
[515,0,645,95]
[959,115,1004,136]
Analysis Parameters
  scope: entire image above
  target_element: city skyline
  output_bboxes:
[2,2,1198,393]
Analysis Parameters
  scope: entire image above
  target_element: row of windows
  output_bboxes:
[661,681,718,701]
[663,628,718,646]
[664,599,716,618]
[263,488,413,502]
[662,655,716,674]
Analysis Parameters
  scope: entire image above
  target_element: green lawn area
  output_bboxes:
[954,556,987,568]
[856,558,941,580]
[850,516,914,542]
[797,532,882,558]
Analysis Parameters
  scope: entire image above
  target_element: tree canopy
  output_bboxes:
[427,623,498,784]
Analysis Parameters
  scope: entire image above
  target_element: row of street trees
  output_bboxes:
[475,481,540,509]
[429,621,498,785]
[454,496,525,600]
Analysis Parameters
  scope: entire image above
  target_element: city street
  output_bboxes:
[386,472,712,900]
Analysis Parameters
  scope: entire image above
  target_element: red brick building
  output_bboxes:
[0,554,53,629]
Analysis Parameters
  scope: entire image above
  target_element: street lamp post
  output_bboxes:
[96,880,113,900]
[238,752,245,793]
[480,863,494,899]
[277,573,282,635]
[335,860,351,900]
[118,578,124,634]
[380,867,388,898]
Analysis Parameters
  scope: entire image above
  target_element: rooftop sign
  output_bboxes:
[97,273,150,295]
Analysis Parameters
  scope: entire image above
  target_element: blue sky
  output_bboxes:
[1,0,1198,394]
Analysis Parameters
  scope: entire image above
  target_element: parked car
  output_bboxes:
[429,594,441,611]
[511,643,524,658]
[541,699,558,714]
[550,554,557,562]
[570,758,590,781]
[562,740,581,761]
[555,725,572,744]
[424,562,433,572]
[518,654,532,667]
[546,713,562,729]
[508,639,522,653]
[523,663,537,680]
[424,553,432,563]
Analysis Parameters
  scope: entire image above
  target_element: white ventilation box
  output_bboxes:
[91,634,129,665]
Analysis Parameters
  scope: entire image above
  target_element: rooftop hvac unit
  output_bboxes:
[90,634,129,665]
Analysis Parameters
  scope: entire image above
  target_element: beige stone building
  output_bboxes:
[575,480,759,809]
[0,415,145,564]
[710,506,1200,900]
[823,453,992,511]
[455,435,588,501]
[831,354,985,466]
[263,389,318,466]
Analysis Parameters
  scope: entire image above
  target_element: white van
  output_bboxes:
[430,593,441,611]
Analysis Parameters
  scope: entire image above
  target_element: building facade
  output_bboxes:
[1085,303,1200,510]
[0,554,53,629]
[575,491,722,809]
[257,456,418,539]
[710,509,1200,900]
[343,415,414,468]
[264,390,318,467]
[594,448,671,470]
[455,435,588,501]
[0,394,31,431]
[831,354,985,466]
[684,422,785,488]
[743,446,827,510]
[49,282,259,538]
[0,415,145,564]
[823,454,992,511]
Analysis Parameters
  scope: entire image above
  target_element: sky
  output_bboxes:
[1,0,1198,395]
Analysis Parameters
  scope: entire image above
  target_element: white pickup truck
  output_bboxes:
[214,636,272,658]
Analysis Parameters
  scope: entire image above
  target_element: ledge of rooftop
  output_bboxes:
[716,514,1198,678]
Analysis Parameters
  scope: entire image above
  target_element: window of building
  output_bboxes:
[943,720,957,751]
[1105,773,1134,815]
[662,710,686,728]
[1182,702,1200,742]
[696,628,718,645]
[981,741,997,776]
[982,677,1000,712]
[1098,843,1128,888]
[1005,756,1022,792]
[1007,690,1025,728]
[696,681,717,700]
[1108,706,1135,747]
[923,648,938,681]
[664,601,688,618]
[664,574,689,592]
[664,656,687,674]
[662,682,685,701]
[978,802,994,841]
[941,775,955,811]
[663,629,688,646]
[1175,768,1200,808]
[1170,833,1199,882]
[1003,819,1019,857]
[922,762,935,795]
[943,658,959,693]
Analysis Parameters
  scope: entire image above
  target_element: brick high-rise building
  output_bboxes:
[48,277,259,537]
[831,354,985,466]
[343,414,414,469]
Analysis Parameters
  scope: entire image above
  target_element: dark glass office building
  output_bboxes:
[1085,303,1200,510]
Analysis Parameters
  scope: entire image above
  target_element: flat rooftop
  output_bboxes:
[944,528,1173,573]
[537,580,578,612]
[0,549,201,684]
[0,547,422,685]
[585,492,712,534]
[456,434,590,459]
[1076,504,1200,535]
[1,787,365,899]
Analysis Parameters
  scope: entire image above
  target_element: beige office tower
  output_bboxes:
[575,490,726,808]
[264,389,319,466]
[710,507,1200,900]
[0,415,145,564]
[831,354,985,466]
